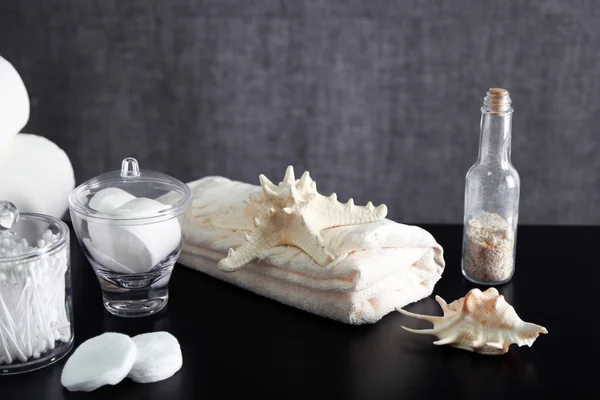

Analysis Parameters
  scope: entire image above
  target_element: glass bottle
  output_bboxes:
[461,88,520,285]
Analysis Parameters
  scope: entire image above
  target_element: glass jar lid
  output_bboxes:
[0,200,69,262]
[68,157,192,224]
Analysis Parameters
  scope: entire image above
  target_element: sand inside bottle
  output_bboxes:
[464,212,514,283]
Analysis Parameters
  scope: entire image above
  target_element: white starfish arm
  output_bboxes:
[280,227,335,266]
[218,242,263,272]
[218,229,279,272]
[306,195,387,231]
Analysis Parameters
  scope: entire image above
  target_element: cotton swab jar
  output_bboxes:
[68,157,192,318]
[0,201,73,375]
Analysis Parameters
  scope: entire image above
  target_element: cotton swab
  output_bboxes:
[0,229,71,367]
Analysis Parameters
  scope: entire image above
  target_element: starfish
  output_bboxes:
[216,166,388,272]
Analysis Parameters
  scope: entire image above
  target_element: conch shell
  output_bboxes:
[396,288,548,355]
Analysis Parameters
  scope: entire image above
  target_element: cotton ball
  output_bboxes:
[88,197,181,273]
[42,230,52,241]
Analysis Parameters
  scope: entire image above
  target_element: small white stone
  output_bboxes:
[61,332,137,392]
[127,331,182,384]
[42,230,52,241]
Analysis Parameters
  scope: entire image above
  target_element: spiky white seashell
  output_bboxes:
[396,288,548,355]
[216,165,388,272]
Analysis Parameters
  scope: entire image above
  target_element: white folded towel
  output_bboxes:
[178,176,445,325]
[0,134,75,218]
[0,56,29,149]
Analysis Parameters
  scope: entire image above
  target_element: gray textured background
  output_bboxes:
[0,0,597,225]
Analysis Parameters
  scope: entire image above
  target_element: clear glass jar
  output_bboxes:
[462,88,520,285]
[68,157,192,318]
[0,201,74,375]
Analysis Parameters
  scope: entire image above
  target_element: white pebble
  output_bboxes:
[127,332,182,384]
[61,333,137,392]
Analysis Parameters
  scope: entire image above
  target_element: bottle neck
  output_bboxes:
[477,91,513,165]
[478,112,512,164]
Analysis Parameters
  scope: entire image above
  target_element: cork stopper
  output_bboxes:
[483,87,512,114]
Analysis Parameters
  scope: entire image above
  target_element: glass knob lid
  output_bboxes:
[68,156,193,222]
[121,157,141,178]
[0,200,19,230]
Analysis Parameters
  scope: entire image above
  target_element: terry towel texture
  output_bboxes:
[178,177,445,324]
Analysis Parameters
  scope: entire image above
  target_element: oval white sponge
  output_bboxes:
[61,332,137,392]
[0,56,29,149]
[128,331,183,383]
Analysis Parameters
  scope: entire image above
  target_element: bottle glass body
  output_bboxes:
[462,92,520,285]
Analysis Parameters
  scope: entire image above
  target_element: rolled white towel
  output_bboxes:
[178,176,446,325]
[0,56,29,149]
[0,133,75,218]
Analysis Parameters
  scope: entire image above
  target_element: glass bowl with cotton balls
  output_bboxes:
[68,157,192,318]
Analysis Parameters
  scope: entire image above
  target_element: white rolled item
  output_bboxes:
[87,195,182,273]
[0,56,29,149]
[88,188,136,214]
[82,238,134,274]
[0,134,75,219]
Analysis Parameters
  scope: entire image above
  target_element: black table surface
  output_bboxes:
[2,223,596,399]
